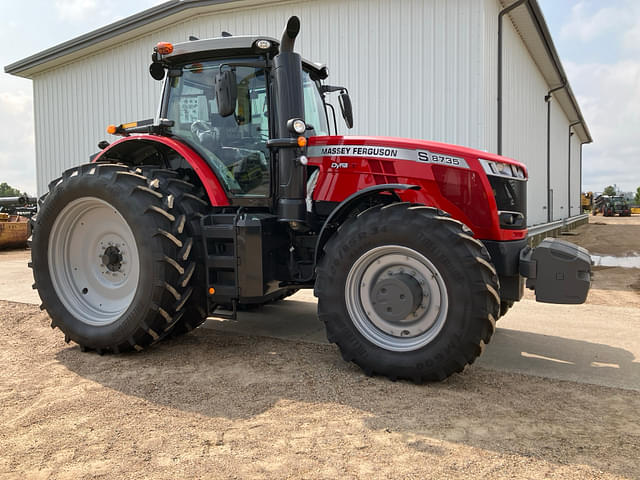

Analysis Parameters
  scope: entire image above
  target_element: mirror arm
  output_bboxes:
[325,102,338,135]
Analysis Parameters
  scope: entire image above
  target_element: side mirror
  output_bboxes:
[149,62,166,81]
[216,69,237,117]
[339,91,354,129]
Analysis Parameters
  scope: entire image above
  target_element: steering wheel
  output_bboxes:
[189,121,242,192]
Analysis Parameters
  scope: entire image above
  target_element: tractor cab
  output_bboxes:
[156,47,331,202]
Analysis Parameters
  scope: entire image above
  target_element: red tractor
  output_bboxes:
[31,17,591,382]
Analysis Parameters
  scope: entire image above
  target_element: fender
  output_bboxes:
[313,184,421,265]
[93,136,230,206]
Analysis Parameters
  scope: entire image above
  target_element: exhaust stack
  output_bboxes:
[280,15,300,53]
[273,16,307,225]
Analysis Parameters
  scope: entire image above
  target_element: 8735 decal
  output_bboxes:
[417,150,469,168]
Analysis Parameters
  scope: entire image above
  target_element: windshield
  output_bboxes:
[165,59,270,197]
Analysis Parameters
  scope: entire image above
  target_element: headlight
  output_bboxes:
[479,159,526,180]
[287,118,307,135]
[256,39,271,50]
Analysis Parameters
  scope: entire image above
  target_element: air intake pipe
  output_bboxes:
[273,16,307,225]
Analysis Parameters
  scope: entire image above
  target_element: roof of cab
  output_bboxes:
[163,35,327,76]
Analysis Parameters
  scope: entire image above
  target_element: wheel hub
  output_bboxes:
[371,273,423,322]
[102,245,123,272]
[345,246,449,352]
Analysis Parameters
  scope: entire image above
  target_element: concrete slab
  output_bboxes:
[0,249,39,305]
[203,292,640,391]
[3,249,639,391]
[479,300,640,391]
[203,290,327,343]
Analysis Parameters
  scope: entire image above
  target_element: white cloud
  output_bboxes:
[0,90,36,194]
[560,2,623,42]
[54,0,99,21]
[566,60,640,192]
[52,0,165,27]
[622,22,640,52]
[552,1,640,193]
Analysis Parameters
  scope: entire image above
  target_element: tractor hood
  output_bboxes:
[307,135,527,177]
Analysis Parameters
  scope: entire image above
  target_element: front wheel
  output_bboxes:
[315,203,500,382]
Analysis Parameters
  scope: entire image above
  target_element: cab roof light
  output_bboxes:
[256,39,271,50]
[155,42,174,55]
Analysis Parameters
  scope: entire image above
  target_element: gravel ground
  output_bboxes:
[1,216,639,479]
[572,215,640,308]
[1,300,639,480]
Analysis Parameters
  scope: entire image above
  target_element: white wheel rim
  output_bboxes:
[345,245,449,352]
[48,197,141,326]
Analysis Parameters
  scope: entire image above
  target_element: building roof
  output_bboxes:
[4,0,591,143]
[4,0,251,77]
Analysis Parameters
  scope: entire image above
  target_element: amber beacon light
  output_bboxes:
[155,42,174,55]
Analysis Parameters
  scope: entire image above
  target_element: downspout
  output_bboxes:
[545,82,566,222]
[497,0,528,155]
[579,143,583,211]
[568,121,581,218]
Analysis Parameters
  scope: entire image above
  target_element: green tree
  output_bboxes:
[0,182,22,197]
[635,187,640,203]
[603,185,616,196]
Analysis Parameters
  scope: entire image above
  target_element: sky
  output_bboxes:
[1,0,639,195]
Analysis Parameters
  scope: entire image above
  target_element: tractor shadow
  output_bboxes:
[55,302,640,478]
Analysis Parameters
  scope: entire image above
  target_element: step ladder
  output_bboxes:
[201,211,239,319]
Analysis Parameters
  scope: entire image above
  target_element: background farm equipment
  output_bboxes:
[593,195,631,217]
[0,196,35,249]
[0,195,37,218]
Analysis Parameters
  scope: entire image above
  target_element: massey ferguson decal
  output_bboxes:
[308,145,469,169]
[319,146,399,158]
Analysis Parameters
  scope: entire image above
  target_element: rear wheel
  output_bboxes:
[31,163,196,352]
[315,203,499,382]
[134,167,210,339]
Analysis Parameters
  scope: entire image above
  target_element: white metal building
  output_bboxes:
[5,0,591,227]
